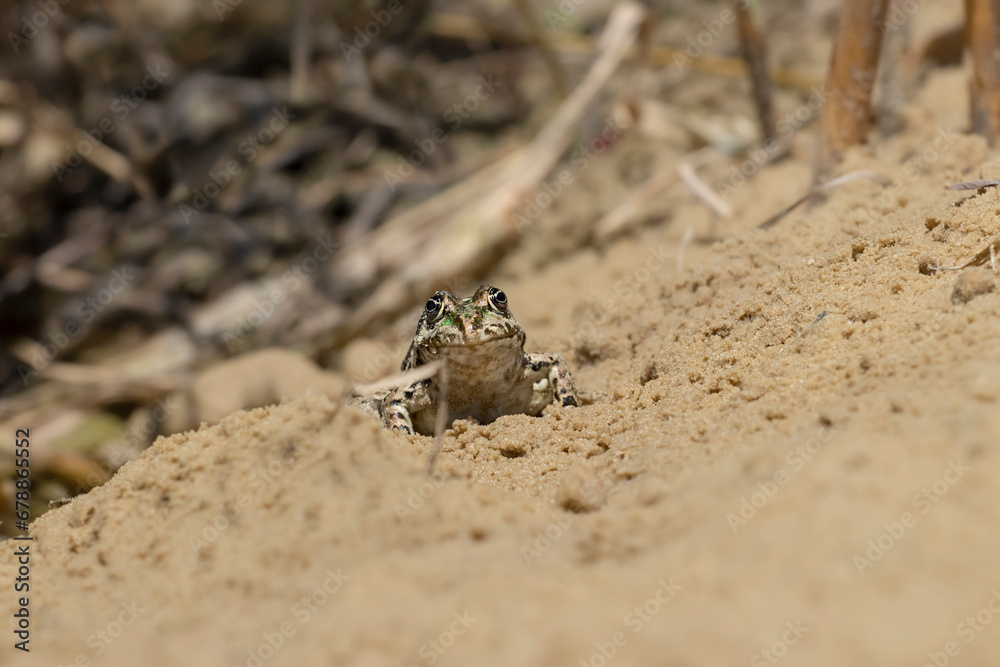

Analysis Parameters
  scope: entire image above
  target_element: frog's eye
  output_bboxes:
[424,295,445,321]
[487,288,508,312]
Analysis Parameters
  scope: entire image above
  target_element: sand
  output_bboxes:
[5,64,1000,667]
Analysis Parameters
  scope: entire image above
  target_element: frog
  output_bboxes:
[354,285,580,435]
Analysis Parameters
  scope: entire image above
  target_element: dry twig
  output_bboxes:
[329,3,648,345]
[735,0,776,144]
[965,0,1000,144]
[814,0,890,179]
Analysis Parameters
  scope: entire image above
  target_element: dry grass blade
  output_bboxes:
[931,239,1000,272]
[595,147,715,240]
[426,364,450,476]
[758,170,892,229]
[965,0,1000,144]
[947,179,1000,190]
[735,0,776,143]
[28,93,154,199]
[678,161,732,218]
[351,361,450,475]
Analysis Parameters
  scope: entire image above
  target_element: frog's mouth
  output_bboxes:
[429,330,520,349]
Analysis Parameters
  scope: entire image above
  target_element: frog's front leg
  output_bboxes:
[525,352,580,412]
[380,379,435,434]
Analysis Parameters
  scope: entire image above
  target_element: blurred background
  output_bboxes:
[0,0,966,527]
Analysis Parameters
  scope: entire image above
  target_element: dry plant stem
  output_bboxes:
[426,15,824,92]
[595,147,715,240]
[676,226,695,273]
[512,0,569,98]
[964,0,1000,144]
[735,0,776,144]
[877,0,911,136]
[427,365,450,475]
[333,3,647,344]
[814,0,889,180]
[16,84,155,198]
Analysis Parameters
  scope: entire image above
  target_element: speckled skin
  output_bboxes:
[367,285,579,436]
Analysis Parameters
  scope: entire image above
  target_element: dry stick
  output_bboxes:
[877,0,911,136]
[18,86,155,198]
[595,147,715,240]
[335,3,647,345]
[350,359,450,473]
[964,0,1000,144]
[814,0,890,181]
[426,364,450,475]
[735,0,776,144]
[351,361,444,396]
[676,226,695,274]
[426,19,825,92]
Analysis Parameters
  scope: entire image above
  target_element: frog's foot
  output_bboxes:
[525,352,580,408]
[381,379,435,435]
[380,400,415,434]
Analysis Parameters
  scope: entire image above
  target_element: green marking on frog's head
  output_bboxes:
[409,284,524,356]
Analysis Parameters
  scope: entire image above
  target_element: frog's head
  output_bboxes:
[404,285,525,367]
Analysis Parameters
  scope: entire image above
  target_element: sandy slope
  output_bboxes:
[5,71,1000,666]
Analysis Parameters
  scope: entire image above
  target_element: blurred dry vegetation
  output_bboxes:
[0,0,967,528]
